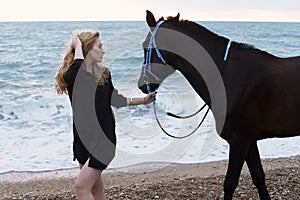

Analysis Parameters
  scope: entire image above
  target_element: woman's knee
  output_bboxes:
[91,176,104,195]
[75,178,88,195]
[91,184,100,196]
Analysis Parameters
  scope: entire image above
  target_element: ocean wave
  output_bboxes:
[1,21,300,173]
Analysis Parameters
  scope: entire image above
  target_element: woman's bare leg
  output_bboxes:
[75,158,106,200]
[91,174,105,200]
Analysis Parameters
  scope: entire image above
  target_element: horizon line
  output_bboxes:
[0,19,299,23]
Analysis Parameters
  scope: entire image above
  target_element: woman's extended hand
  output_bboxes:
[144,92,156,104]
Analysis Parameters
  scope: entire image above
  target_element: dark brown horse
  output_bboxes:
[138,10,300,200]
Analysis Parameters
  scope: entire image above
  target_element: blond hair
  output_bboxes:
[55,30,109,95]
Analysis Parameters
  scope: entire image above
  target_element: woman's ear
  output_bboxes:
[146,10,157,28]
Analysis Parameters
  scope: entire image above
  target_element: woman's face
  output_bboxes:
[88,37,105,63]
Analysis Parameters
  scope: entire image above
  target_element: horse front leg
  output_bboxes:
[223,138,250,200]
[246,142,271,200]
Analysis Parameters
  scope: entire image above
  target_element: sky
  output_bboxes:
[1,0,300,22]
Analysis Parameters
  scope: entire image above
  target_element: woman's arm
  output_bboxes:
[63,36,84,85]
[72,35,84,59]
[127,92,156,106]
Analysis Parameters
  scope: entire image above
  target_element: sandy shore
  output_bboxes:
[0,156,299,200]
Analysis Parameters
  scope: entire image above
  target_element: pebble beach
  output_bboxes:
[0,156,299,200]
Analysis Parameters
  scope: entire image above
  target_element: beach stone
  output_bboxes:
[1,157,299,200]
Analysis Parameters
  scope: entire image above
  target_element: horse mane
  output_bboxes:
[163,16,221,39]
[161,15,260,52]
[231,42,257,50]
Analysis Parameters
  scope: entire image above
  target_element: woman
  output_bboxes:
[55,30,155,200]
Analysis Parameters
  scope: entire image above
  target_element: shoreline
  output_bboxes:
[0,156,299,199]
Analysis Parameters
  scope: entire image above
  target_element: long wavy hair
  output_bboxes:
[55,30,109,95]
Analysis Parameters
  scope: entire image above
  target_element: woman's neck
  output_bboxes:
[84,59,101,74]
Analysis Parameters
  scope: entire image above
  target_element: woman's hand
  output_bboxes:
[144,92,156,104]
[72,35,82,49]
[127,92,156,106]
[72,35,84,59]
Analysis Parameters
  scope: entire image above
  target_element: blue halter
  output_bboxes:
[143,20,168,89]
[145,20,167,65]
[143,20,231,139]
[143,20,231,89]
[224,40,231,61]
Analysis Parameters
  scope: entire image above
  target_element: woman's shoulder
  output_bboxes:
[64,59,84,84]
[71,59,84,69]
[67,59,84,72]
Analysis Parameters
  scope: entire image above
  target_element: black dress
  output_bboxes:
[64,59,127,169]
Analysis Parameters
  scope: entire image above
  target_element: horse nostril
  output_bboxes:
[138,85,148,94]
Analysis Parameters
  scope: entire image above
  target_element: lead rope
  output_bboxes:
[143,21,210,139]
[145,72,209,139]
[151,92,210,139]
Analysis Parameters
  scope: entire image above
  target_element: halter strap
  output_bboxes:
[223,40,231,61]
[145,20,167,65]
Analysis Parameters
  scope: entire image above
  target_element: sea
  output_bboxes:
[0,21,300,173]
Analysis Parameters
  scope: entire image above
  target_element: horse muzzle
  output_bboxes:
[138,83,160,94]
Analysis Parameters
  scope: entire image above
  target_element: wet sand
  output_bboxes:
[0,156,299,199]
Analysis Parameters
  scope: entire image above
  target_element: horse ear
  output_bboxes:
[174,13,180,21]
[146,10,157,27]
[168,13,180,22]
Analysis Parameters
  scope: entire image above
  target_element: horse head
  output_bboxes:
[138,10,229,133]
[138,10,177,94]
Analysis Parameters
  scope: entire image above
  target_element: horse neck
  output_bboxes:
[165,23,229,107]
[177,58,212,107]
[186,24,230,67]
